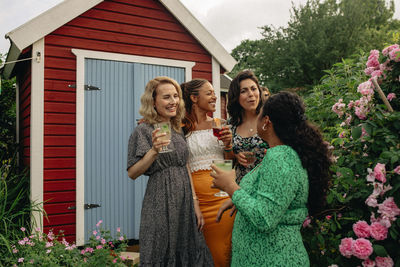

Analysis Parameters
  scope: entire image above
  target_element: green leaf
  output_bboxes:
[372,244,388,257]
[351,126,362,140]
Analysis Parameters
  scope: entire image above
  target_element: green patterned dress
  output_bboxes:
[231,145,310,266]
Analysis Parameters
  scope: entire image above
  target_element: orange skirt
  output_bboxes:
[192,169,235,267]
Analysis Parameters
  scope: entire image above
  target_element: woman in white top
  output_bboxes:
[181,79,234,267]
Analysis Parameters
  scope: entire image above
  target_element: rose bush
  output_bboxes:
[301,44,400,266]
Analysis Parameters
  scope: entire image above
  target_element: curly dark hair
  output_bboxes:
[262,91,332,216]
[227,70,263,127]
[180,79,209,136]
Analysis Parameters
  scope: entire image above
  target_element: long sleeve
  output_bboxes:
[232,147,307,233]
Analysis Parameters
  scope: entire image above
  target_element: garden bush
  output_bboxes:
[302,45,400,266]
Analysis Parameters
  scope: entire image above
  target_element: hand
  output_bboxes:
[193,200,204,232]
[218,126,233,148]
[216,199,236,222]
[235,152,250,167]
[151,128,170,153]
[210,164,239,196]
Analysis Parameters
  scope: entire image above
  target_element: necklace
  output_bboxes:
[249,128,254,133]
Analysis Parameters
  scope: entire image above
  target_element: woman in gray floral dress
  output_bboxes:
[127,77,213,267]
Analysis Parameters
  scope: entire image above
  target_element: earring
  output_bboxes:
[262,124,267,131]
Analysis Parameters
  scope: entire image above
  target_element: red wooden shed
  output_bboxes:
[1,0,235,245]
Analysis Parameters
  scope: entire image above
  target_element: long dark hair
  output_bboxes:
[180,79,209,135]
[262,91,332,216]
[227,70,263,127]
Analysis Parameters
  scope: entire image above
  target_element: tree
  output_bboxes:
[230,0,398,91]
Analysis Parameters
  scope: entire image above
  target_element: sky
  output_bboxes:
[0,0,400,55]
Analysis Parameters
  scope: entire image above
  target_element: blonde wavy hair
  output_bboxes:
[139,76,185,132]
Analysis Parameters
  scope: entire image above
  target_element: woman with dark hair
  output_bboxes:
[127,77,213,266]
[181,78,235,267]
[211,91,331,266]
[227,70,269,183]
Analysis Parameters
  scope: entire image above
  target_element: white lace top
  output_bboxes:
[186,129,224,173]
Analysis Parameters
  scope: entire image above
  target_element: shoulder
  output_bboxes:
[265,145,302,169]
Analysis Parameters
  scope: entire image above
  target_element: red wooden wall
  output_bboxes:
[42,0,215,241]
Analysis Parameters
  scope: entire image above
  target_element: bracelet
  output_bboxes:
[224,146,233,152]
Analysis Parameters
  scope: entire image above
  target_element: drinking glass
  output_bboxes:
[212,119,228,146]
[154,121,173,153]
[212,159,233,197]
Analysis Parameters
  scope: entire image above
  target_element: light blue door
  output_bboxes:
[84,58,185,242]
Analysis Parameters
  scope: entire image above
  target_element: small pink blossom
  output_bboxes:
[366,50,380,68]
[45,242,53,248]
[339,237,354,258]
[362,259,376,267]
[96,245,103,249]
[358,81,374,96]
[20,227,26,232]
[81,249,85,255]
[96,235,100,240]
[382,44,399,56]
[93,230,97,236]
[364,67,376,76]
[46,249,51,254]
[119,236,124,241]
[302,217,311,228]
[387,93,396,101]
[96,220,103,227]
[117,227,121,232]
[389,48,400,62]
[394,165,400,174]
[101,238,106,245]
[371,70,383,78]
[326,215,332,220]
[378,197,400,222]
[366,168,375,182]
[12,248,18,254]
[120,256,126,261]
[375,256,394,267]
[353,221,370,238]
[373,163,386,183]
[113,258,118,263]
[332,99,346,117]
[370,222,388,240]
[18,258,24,263]
[352,238,373,260]
[85,247,94,253]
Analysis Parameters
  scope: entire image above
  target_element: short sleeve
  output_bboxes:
[127,123,152,170]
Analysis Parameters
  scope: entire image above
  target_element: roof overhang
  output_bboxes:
[2,0,236,79]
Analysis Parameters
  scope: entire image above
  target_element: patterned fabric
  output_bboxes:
[231,125,269,183]
[231,145,310,266]
[127,123,213,267]
[185,129,224,172]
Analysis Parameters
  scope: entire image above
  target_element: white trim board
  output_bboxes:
[3,0,235,79]
[30,38,45,231]
[72,48,195,245]
[212,56,221,118]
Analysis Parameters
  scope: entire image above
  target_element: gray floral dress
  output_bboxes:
[231,125,269,183]
[127,123,213,267]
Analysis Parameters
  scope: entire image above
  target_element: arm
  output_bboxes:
[220,125,234,160]
[127,127,168,180]
[232,153,300,233]
[186,164,204,231]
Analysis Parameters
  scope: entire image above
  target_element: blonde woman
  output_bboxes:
[181,79,234,267]
[127,77,213,267]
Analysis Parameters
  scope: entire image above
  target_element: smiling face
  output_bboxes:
[192,82,217,112]
[154,82,180,121]
[239,78,260,112]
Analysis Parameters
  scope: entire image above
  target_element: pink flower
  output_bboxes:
[302,217,311,228]
[326,215,332,220]
[353,221,370,238]
[387,93,396,101]
[366,50,380,68]
[371,70,383,78]
[81,249,85,255]
[46,249,51,254]
[85,247,94,253]
[339,131,346,138]
[362,259,376,267]
[378,197,400,220]
[119,236,124,241]
[375,256,394,267]
[117,227,121,232]
[373,163,386,183]
[394,165,400,175]
[92,230,97,235]
[382,44,399,56]
[339,237,354,258]
[389,48,400,62]
[332,99,346,117]
[101,238,106,245]
[366,168,375,182]
[358,81,374,96]
[96,235,100,240]
[96,220,103,227]
[113,258,118,263]
[18,258,24,263]
[45,242,53,248]
[20,227,26,232]
[96,245,103,249]
[370,222,388,240]
[352,238,373,260]
[364,67,376,76]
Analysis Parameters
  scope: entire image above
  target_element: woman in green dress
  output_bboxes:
[211,91,332,266]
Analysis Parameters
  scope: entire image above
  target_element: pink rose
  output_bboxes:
[389,48,400,62]
[375,256,394,267]
[382,44,399,56]
[378,197,400,220]
[353,221,371,238]
[362,259,376,267]
[352,238,373,260]
[387,93,396,101]
[339,237,354,258]
[393,165,400,175]
[358,81,374,96]
[302,217,311,228]
[373,163,386,183]
[370,222,388,240]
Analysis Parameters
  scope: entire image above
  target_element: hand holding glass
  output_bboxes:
[212,119,229,146]
[212,159,233,197]
[154,122,173,153]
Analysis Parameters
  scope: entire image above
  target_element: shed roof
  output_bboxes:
[2,0,236,79]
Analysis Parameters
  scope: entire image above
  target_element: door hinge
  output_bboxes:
[84,203,101,210]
